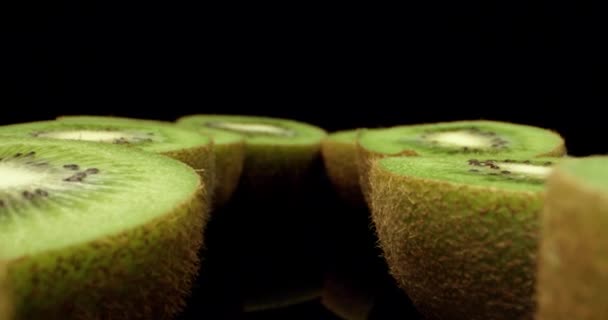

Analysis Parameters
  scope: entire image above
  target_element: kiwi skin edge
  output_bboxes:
[369,157,547,320]
[536,157,608,320]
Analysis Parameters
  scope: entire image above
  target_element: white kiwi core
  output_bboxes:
[426,131,494,148]
[499,163,553,179]
[0,165,45,189]
[37,130,132,142]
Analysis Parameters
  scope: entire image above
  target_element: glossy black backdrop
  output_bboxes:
[1,3,605,319]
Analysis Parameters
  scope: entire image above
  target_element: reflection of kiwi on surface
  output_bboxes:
[536,156,608,320]
[177,114,328,311]
[369,156,559,320]
[0,137,207,319]
[358,120,566,201]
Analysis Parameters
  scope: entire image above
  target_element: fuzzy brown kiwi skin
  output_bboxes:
[536,167,608,320]
[164,143,215,205]
[207,141,245,208]
[321,135,366,208]
[5,186,207,320]
[0,262,11,320]
[369,160,543,320]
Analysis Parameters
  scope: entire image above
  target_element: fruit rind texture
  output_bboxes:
[536,156,608,320]
[369,156,547,320]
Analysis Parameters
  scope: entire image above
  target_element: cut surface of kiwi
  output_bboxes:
[177,114,328,311]
[359,120,565,157]
[0,118,215,204]
[0,137,206,319]
[369,156,558,320]
[357,120,566,203]
[536,156,608,320]
[60,115,244,207]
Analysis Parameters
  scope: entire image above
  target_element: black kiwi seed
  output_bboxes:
[468,159,480,166]
[544,161,552,166]
[85,168,100,174]
[14,153,22,157]
[114,138,129,144]
[22,191,35,200]
[0,200,5,207]
[35,189,48,197]
[64,172,87,182]
[501,171,511,174]
[64,164,80,170]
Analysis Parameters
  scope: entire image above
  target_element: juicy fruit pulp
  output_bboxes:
[0,118,215,204]
[0,138,206,319]
[369,156,556,320]
[536,156,608,320]
[358,120,565,157]
[357,120,566,204]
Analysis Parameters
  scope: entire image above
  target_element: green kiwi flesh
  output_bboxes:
[369,156,558,320]
[0,137,206,319]
[357,120,566,202]
[61,115,244,207]
[178,114,327,311]
[0,118,215,204]
[536,156,608,320]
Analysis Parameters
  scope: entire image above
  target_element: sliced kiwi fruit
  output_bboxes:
[369,156,558,320]
[0,117,215,204]
[0,137,207,319]
[357,120,566,202]
[176,115,328,312]
[60,115,244,207]
[536,156,608,320]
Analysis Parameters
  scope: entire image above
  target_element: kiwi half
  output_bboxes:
[369,156,558,320]
[536,156,608,320]
[60,116,244,207]
[177,115,328,312]
[0,137,206,319]
[358,120,566,202]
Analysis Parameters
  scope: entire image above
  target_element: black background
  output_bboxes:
[2,2,606,158]
[1,2,605,319]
